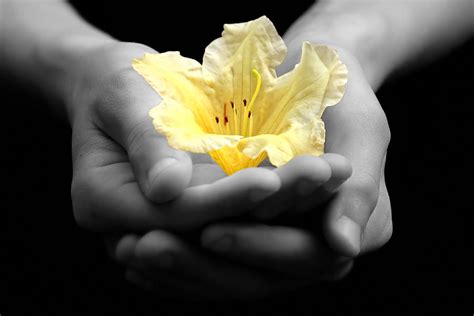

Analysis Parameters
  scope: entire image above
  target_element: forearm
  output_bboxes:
[283,0,474,89]
[0,0,116,115]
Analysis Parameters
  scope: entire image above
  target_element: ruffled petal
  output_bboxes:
[209,146,267,175]
[202,16,287,132]
[256,42,346,135]
[313,45,348,108]
[149,99,242,153]
[237,118,326,167]
[133,52,219,133]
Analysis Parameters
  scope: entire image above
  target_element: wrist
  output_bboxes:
[54,34,119,121]
[0,0,119,119]
[283,3,396,90]
[65,40,158,125]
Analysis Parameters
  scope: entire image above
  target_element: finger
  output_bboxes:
[104,234,139,265]
[296,153,352,213]
[109,233,216,298]
[322,78,390,257]
[130,230,300,299]
[127,127,192,204]
[188,163,226,186]
[113,234,218,298]
[73,154,280,231]
[93,64,192,203]
[201,224,348,278]
[253,155,332,219]
[117,233,351,295]
[171,168,280,227]
[320,153,353,193]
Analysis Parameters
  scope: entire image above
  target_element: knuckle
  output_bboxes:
[106,67,140,93]
[91,68,153,134]
[126,120,161,156]
[92,68,136,119]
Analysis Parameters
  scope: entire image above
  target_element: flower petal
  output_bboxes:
[202,16,287,118]
[209,146,267,175]
[133,52,219,133]
[237,117,326,167]
[255,42,346,135]
[313,45,348,108]
[150,99,242,153]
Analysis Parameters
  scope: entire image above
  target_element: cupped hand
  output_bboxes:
[67,41,281,231]
[106,153,354,299]
[108,49,392,299]
[202,49,393,261]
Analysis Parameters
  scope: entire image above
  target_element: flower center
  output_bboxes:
[214,69,262,137]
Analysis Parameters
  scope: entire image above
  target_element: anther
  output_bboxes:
[243,99,247,106]
[215,117,219,124]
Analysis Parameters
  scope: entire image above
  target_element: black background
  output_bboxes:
[2,1,472,315]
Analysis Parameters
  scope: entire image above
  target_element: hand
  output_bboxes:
[202,49,393,261]
[105,153,354,299]
[68,40,351,298]
[67,41,282,231]
[107,50,392,299]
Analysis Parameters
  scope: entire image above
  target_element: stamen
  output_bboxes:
[215,116,219,124]
[242,69,262,136]
[243,99,247,106]
[231,101,234,109]
[247,69,261,113]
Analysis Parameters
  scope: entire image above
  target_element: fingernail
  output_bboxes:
[205,234,234,252]
[148,158,178,186]
[152,251,174,269]
[249,188,277,203]
[335,216,361,257]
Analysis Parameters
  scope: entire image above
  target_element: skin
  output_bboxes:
[106,52,391,298]
[107,0,472,297]
[1,0,472,299]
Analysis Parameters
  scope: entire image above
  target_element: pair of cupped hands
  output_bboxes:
[67,40,392,299]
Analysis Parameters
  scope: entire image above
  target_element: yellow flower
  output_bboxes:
[133,16,347,175]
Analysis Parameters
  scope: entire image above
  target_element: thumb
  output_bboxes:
[94,68,192,204]
[323,172,380,257]
[321,69,390,257]
[126,121,192,203]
